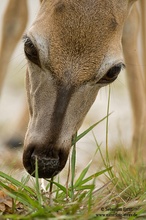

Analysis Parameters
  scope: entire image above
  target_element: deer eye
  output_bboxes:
[23,36,41,67]
[97,63,125,84]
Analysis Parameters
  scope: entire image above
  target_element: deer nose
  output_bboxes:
[30,153,60,178]
[23,144,69,178]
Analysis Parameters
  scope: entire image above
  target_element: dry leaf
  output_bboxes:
[0,184,17,213]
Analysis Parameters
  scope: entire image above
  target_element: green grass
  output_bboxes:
[0,87,146,219]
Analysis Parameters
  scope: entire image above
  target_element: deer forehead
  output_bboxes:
[28,0,128,84]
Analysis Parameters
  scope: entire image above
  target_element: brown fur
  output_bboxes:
[34,0,129,85]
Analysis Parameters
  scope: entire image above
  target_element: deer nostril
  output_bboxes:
[23,145,69,179]
[30,152,60,178]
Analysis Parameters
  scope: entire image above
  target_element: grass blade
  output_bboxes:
[0,181,40,209]
[74,160,92,188]
[79,167,112,186]
[50,181,70,197]
[75,184,94,191]
[71,135,77,200]
[0,171,35,196]
[34,157,42,205]
[72,114,112,146]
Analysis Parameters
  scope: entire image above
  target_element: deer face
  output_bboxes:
[23,0,135,178]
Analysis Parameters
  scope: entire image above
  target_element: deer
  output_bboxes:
[0,0,145,178]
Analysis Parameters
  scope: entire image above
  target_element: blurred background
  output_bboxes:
[0,1,133,179]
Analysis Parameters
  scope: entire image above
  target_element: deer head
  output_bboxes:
[23,0,136,178]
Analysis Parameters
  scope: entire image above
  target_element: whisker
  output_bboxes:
[1,53,25,66]
[15,58,27,70]
[9,53,25,62]
[13,62,27,76]
[7,59,27,79]
[116,76,127,88]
